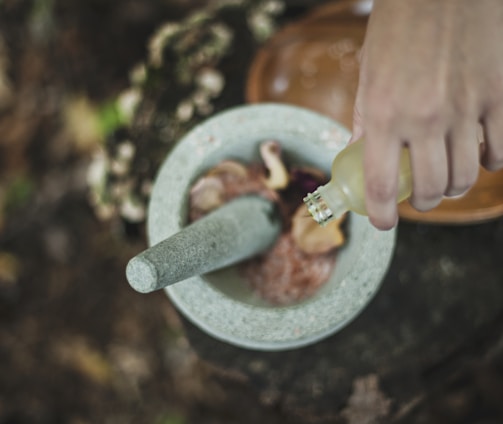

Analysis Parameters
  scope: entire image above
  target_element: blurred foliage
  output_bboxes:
[153,413,187,424]
[87,0,286,224]
[2,174,35,214]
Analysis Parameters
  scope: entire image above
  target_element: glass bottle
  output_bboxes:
[304,138,412,226]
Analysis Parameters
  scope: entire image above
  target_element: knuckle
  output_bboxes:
[364,102,395,130]
[413,99,446,129]
[366,179,396,203]
[362,87,397,127]
[405,83,449,131]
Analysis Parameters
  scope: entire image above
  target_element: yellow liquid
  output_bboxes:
[305,138,413,225]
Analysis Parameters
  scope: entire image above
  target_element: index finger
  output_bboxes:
[363,131,403,230]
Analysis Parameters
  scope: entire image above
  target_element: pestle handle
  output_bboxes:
[126,195,281,293]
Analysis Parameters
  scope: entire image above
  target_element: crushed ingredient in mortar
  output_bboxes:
[189,140,346,305]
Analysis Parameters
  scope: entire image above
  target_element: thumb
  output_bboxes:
[350,102,364,143]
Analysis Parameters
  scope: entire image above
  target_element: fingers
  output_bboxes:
[351,0,503,231]
[350,104,364,143]
[363,132,403,230]
[350,43,367,143]
[364,128,480,230]
[445,122,480,197]
[481,107,503,171]
[407,138,448,211]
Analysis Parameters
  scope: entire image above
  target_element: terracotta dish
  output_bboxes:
[246,0,503,224]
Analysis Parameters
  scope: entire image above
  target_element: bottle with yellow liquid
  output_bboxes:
[304,138,413,226]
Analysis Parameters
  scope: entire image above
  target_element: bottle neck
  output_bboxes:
[303,182,347,226]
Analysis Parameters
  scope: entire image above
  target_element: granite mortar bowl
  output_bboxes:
[148,103,396,351]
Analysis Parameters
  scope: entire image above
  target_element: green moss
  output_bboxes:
[98,100,126,137]
[3,175,35,213]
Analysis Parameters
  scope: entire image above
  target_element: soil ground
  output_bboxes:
[1,2,503,424]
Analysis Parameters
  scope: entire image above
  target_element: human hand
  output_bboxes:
[352,0,503,230]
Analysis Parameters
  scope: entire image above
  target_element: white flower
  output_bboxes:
[195,68,225,97]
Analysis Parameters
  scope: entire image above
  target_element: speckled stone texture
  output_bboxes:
[126,195,281,293]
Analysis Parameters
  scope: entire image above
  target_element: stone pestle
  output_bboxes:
[126,195,281,293]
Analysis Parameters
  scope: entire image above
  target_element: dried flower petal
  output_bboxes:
[187,139,345,306]
[117,88,141,124]
[289,166,327,194]
[240,233,335,305]
[120,195,146,223]
[117,142,136,162]
[189,176,225,220]
[148,23,181,67]
[206,160,249,179]
[260,140,289,190]
[292,204,345,254]
[176,100,194,122]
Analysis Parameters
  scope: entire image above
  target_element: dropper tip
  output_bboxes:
[303,190,333,227]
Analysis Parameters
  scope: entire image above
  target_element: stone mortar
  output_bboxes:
[147,103,396,351]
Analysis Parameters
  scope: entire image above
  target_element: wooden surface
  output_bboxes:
[246,0,503,226]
